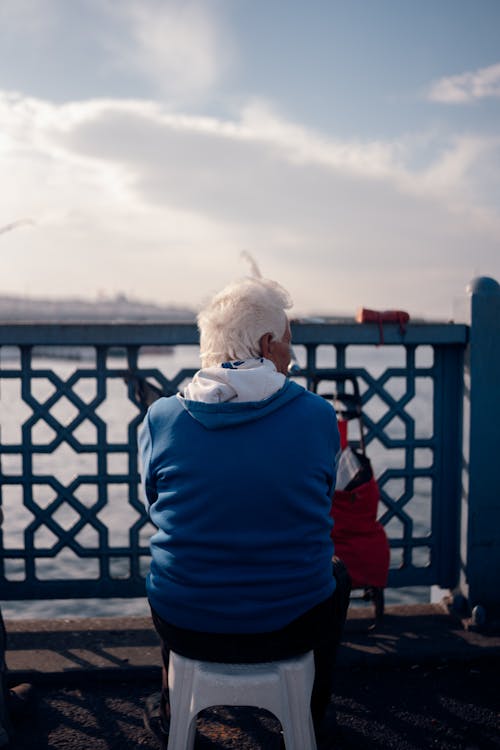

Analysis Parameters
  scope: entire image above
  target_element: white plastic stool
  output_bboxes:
[167,650,317,750]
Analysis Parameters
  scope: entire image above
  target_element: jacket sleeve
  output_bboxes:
[138,410,158,510]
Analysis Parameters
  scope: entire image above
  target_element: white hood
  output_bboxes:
[182,358,286,404]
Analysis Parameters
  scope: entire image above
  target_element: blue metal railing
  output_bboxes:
[0,321,468,601]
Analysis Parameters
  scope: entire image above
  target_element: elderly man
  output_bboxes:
[140,276,351,748]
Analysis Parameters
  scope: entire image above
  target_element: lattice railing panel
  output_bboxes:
[0,322,466,599]
[0,343,198,598]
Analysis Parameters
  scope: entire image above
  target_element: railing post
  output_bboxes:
[461,276,500,622]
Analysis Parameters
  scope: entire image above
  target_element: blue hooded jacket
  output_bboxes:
[140,379,339,633]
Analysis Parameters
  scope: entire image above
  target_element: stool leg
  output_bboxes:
[289,714,316,750]
[281,701,317,750]
[166,713,197,750]
[167,655,198,750]
[280,658,317,750]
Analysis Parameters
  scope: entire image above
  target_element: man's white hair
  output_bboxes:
[198,277,293,367]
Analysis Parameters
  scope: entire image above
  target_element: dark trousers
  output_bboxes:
[150,557,351,735]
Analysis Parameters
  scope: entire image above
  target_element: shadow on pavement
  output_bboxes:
[8,661,500,750]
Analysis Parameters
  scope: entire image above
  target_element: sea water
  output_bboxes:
[0,342,434,618]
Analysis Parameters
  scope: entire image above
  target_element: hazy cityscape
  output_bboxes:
[0,292,196,323]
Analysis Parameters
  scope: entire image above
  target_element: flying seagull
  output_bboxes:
[0,219,35,236]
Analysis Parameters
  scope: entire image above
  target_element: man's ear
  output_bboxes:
[259,332,273,359]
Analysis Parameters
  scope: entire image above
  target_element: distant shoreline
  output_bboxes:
[0,292,196,324]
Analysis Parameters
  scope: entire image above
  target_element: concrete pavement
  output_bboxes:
[3,602,500,749]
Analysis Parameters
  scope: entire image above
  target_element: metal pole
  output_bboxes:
[461,276,500,625]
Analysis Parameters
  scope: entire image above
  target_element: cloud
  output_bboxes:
[48,96,498,230]
[428,62,500,103]
[100,0,230,101]
[0,90,499,318]
[0,0,56,34]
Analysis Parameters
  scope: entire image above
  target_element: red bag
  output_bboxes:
[330,457,390,589]
[312,374,390,594]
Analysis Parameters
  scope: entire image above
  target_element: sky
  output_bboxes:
[0,0,499,319]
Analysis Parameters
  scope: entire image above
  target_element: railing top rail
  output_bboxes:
[291,322,468,346]
[0,321,469,347]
